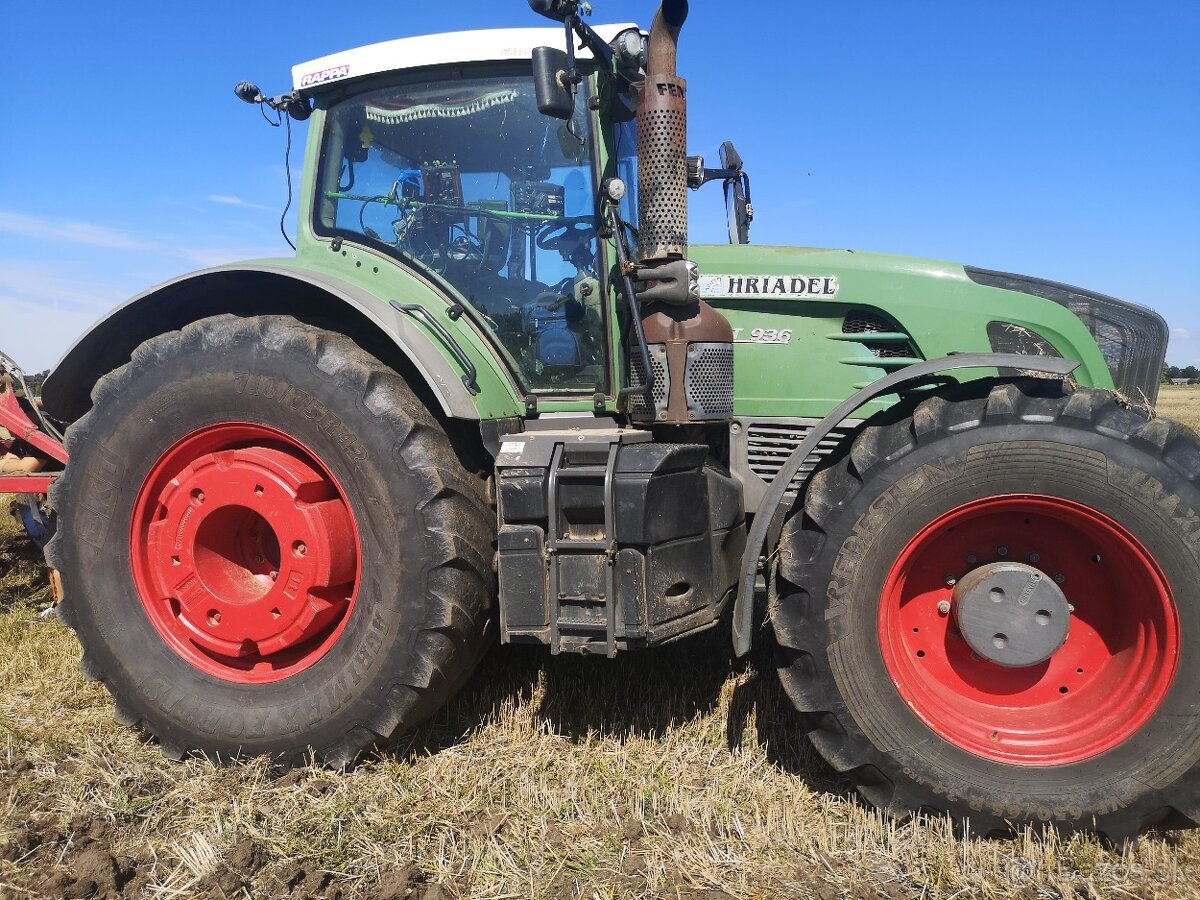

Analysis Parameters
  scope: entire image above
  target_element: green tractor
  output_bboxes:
[5,0,1197,838]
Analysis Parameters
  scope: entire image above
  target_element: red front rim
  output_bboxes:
[130,423,361,684]
[878,495,1178,766]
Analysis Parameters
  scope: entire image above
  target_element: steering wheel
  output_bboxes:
[446,235,485,264]
[536,220,595,252]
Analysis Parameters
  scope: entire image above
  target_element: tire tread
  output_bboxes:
[47,315,495,768]
[775,379,1200,837]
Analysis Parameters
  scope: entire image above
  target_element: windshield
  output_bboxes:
[315,74,607,394]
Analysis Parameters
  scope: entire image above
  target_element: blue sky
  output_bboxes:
[1,1,1196,373]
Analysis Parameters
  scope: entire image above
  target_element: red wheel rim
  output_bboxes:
[878,495,1178,765]
[130,423,361,683]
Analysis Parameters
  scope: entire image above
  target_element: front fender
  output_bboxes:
[41,263,504,423]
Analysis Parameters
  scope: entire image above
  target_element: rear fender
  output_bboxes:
[41,264,486,423]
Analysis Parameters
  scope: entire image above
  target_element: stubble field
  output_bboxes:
[3,388,1200,899]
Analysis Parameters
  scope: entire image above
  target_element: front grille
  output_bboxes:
[746,421,852,491]
[966,267,1169,404]
[685,343,734,420]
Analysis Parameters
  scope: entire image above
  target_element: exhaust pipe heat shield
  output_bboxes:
[637,0,689,262]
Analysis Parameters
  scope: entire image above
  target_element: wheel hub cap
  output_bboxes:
[131,424,361,683]
[953,562,1070,667]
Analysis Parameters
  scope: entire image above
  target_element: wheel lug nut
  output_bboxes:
[270,570,279,581]
[966,554,978,565]
[996,546,1008,557]
[1068,603,1075,613]
[1053,572,1066,584]
[191,489,205,504]
[1028,552,1041,564]
[292,541,308,558]
[937,600,951,616]
[944,574,957,587]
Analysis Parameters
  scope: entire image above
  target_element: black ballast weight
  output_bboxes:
[494,426,745,655]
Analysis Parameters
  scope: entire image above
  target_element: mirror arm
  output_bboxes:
[687,156,748,191]
[561,18,582,96]
[556,12,615,93]
[688,167,739,189]
[569,15,616,71]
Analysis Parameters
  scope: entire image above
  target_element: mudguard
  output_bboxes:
[41,263,487,423]
[731,352,1082,657]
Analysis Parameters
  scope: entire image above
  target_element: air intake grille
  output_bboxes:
[746,422,852,491]
[628,345,668,419]
[842,310,921,360]
[842,312,892,335]
[685,343,734,420]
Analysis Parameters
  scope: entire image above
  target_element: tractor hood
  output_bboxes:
[688,242,1167,405]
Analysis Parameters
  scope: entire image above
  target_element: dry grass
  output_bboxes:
[3,391,1200,898]
[1155,384,1200,435]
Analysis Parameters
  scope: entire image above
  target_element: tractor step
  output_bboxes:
[545,441,621,657]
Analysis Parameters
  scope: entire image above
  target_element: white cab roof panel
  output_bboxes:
[292,24,638,92]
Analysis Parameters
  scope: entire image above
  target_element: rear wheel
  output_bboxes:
[775,380,1200,837]
[47,315,495,765]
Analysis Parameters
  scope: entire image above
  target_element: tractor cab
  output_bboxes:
[299,27,641,398]
[295,14,749,410]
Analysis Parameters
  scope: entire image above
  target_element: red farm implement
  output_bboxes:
[1,352,67,513]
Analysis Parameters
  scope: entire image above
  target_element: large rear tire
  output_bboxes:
[775,380,1200,837]
[46,315,495,765]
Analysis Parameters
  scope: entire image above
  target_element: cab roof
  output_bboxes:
[292,24,639,93]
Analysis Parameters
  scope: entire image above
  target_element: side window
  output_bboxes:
[318,76,607,395]
[614,117,639,233]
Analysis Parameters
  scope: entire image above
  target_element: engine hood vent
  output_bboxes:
[827,310,924,385]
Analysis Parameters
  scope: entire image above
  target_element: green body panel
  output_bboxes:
[262,81,1112,425]
[690,243,1113,420]
[287,245,525,418]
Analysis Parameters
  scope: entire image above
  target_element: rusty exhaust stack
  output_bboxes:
[636,0,689,262]
[630,0,735,426]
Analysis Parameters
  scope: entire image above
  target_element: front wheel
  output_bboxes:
[775,380,1200,837]
[47,315,495,765]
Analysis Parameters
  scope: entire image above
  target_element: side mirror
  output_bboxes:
[528,0,574,22]
[532,47,575,120]
[719,141,743,172]
[720,142,752,245]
